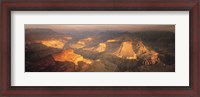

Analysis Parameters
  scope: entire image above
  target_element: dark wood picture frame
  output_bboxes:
[0,0,199,96]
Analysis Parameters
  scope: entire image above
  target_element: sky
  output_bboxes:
[25,24,175,32]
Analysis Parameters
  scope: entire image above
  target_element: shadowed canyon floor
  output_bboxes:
[25,28,175,72]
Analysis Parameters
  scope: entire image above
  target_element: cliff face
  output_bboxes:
[39,39,66,49]
[94,43,106,52]
[79,37,93,44]
[141,50,160,65]
[111,38,160,65]
[135,41,150,56]
[133,41,160,65]
[52,49,92,65]
[83,43,106,53]
[70,37,93,49]
[53,49,83,65]
[113,41,137,59]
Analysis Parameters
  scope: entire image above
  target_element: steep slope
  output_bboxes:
[113,41,137,59]
[39,39,66,49]
[83,43,106,53]
[133,40,160,65]
[52,49,92,65]
[94,43,106,52]
[141,50,160,65]
[70,37,93,49]
[134,41,150,56]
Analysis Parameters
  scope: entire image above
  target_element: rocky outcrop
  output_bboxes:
[53,49,83,65]
[94,43,106,52]
[52,49,92,65]
[106,39,118,43]
[132,40,160,65]
[39,39,66,49]
[70,37,93,49]
[83,43,106,52]
[113,41,137,59]
[134,41,150,56]
[140,50,160,65]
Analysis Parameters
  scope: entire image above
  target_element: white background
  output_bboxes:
[11,11,189,86]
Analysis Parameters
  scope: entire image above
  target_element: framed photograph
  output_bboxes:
[1,0,199,96]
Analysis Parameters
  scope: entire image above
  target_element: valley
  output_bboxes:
[25,27,175,72]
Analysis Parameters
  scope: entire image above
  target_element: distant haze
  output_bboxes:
[25,24,175,32]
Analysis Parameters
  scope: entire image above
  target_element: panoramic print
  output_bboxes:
[25,24,175,72]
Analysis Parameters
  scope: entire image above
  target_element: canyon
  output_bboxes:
[25,28,175,72]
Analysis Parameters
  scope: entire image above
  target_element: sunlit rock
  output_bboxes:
[141,50,160,65]
[39,39,65,49]
[70,37,93,49]
[135,41,150,55]
[53,49,83,65]
[83,43,106,53]
[106,39,118,43]
[113,41,137,59]
[52,49,93,65]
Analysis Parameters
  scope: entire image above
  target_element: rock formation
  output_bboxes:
[39,39,66,49]
[131,40,160,65]
[113,41,137,59]
[83,43,106,52]
[106,39,118,43]
[70,37,93,49]
[94,43,106,52]
[141,50,160,65]
[53,49,83,65]
[135,41,150,56]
